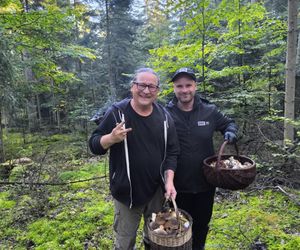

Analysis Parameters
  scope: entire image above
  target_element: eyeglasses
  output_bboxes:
[133,82,159,93]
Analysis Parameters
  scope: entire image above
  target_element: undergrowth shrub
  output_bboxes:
[207,190,300,250]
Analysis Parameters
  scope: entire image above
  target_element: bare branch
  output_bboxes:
[0,175,107,186]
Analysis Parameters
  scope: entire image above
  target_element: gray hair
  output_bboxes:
[131,67,160,85]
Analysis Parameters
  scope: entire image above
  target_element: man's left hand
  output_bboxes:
[224,131,237,144]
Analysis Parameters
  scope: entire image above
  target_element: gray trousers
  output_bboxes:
[113,187,164,250]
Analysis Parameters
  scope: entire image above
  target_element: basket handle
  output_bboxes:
[216,140,239,168]
[171,197,182,232]
[171,197,179,219]
[163,197,180,221]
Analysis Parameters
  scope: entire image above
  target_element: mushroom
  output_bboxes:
[164,217,179,231]
[155,213,167,225]
[149,221,159,230]
[153,225,168,235]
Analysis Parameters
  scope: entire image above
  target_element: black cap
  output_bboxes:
[171,67,196,82]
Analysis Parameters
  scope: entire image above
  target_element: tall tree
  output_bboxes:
[284,0,298,142]
[0,30,14,162]
[296,32,300,119]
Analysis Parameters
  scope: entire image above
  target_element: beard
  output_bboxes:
[177,93,194,104]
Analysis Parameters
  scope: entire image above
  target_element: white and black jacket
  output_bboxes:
[89,98,179,207]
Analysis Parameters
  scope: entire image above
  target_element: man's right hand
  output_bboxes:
[100,121,132,149]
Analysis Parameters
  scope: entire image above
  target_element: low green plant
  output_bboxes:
[25,198,114,249]
[207,190,300,250]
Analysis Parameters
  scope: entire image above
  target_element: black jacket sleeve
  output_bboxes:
[89,107,119,155]
[214,107,238,136]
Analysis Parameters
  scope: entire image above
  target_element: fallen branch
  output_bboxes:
[275,185,300,206]
[247,185,300,206]
[0,175,107,186]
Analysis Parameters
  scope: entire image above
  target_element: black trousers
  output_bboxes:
[176,189,215,250]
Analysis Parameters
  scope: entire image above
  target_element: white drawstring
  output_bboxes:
[121,113,133,208]
[160,116,168,184]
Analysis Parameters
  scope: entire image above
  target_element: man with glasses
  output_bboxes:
[166,67,238,250]
[89,68,179,250]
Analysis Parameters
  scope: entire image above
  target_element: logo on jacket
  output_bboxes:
[198,121,209,126]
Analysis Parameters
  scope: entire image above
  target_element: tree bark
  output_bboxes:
[295,32,300,119]
[36,94,42,129]
[0,107,5,163]
[105,0,116,101]
[50,78,56,126]
[22,2,37,131]
[26,99,37,131]
[201,1,206,93]
[284,0,298,142]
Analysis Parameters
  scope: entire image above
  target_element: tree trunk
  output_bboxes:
[105,0,116,101]
[295,32,300,119]
[26,99,37,131]
[22,2,37,131]
[36,94,42,129]
[0,107,5,163]
[50,78,56,126]
[284,0,298,143]
[57,110,61,132]
[201,1,206,93]
[238,0,243,85]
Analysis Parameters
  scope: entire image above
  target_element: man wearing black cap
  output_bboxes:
[166,67,238,250]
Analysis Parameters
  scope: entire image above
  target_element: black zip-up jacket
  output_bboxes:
[166,95,238,193]
[89,98,179,207]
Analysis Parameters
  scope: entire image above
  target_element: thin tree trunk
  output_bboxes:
[22,2,37,131]
[0,107,5,163]
[22,109,27,145]
[26,100,33,131]
[284,0,298,142]
[105,0,116,101]
[36,94,42,128]
[268,67,272,113]
[57,110,61,132]
[295,32,300,119]
[50,78,56,126]
[201,1,206,93]
[238,0,243,85]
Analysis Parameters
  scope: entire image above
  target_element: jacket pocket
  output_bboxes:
[110,167,130,197]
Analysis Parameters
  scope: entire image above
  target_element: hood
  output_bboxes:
[112,97,131,111]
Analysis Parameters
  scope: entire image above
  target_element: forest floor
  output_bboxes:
[0,132,299,250]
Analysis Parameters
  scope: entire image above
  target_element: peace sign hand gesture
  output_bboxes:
[100,121,132,149]
[111,121,132,143]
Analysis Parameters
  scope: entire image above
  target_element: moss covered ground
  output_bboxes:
[0,133,299,249]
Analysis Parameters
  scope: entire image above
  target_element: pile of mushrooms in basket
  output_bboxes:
[148,199,190,236]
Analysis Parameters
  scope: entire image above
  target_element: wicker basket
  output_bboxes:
[147,198,193,249]
[203,141,256,190]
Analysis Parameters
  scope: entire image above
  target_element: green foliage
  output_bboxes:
[148,0,286,117]
[9,165,27,182]
[2,131,84,161]
[0,0,98,137]
[24,183,113,249]
[3,131,33,159]
[0,192,15,210]
[207,190,300,250]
